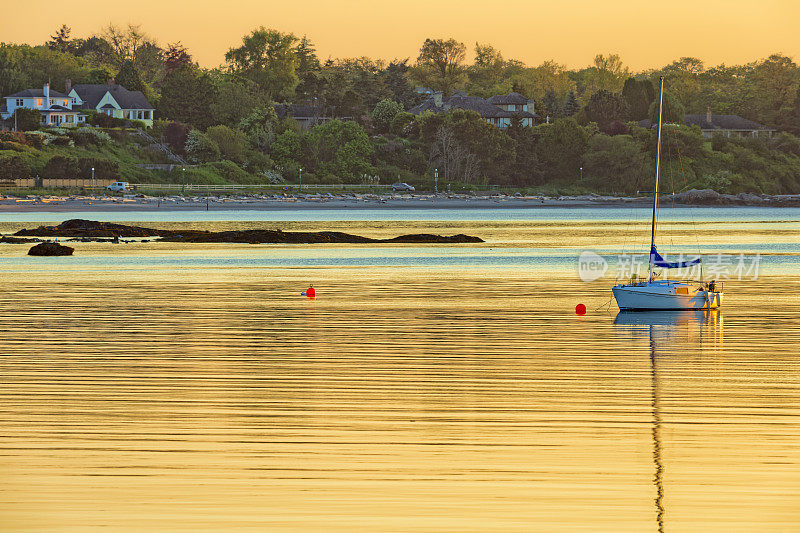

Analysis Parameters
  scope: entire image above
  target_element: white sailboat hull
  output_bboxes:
[613,282,722,310]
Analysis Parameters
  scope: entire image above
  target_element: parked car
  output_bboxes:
[391,182,415,192]
[107,181,134,192]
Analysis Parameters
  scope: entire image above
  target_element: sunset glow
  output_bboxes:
[1,0,798,69]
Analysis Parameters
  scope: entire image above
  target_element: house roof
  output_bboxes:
[638,114,775,131]
[43,105,74,112]
[684,114,775,131]
[487,92,530,105]
[71,84,154,110]
[409,94,537,119]
[274,103,325,119]
[99,103,116,110]
[6,88,68,98]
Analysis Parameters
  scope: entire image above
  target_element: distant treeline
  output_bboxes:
[1,24,799,193]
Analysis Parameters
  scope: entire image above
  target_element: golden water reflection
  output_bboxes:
[0,226,799,531]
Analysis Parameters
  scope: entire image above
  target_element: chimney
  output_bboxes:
[65,78,71,93]
[706,106,712,125]
[43,82,50,107]
[108,78,115,87]
[433,91,443,108]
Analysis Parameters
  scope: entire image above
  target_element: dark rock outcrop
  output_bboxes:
[15,219,484,244]
[28,242,74,256]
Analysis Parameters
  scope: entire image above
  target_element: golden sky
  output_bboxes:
[1,0,797,70]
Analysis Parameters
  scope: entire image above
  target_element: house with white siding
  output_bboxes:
[68,79,155,127]
[0,83,83,126]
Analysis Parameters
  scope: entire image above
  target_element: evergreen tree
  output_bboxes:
[622,77,655,121]
[47,25,72,53]
[585,89,630,129]
[115,60,146,93]
[542,89,560,120]
[562,91,580,117]
[164,42,193,74]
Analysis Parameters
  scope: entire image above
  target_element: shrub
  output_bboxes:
[0,131,27,144]
[25,131,58,146]
[206,160,251,183]
[77,157,119,179]
[185,130,220,163]
[69,127,112,146]
[390,112,415,136]
[164,122,191,154]
[88,112,126,128]
[205,125,248,163]
[43,155,79,178]
[0,155,30,179]
[49,135,74,147]
[11,108,41,131]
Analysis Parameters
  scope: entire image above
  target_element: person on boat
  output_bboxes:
[708,280,716,292]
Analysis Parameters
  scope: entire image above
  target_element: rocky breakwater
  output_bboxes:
[15,219,484,244]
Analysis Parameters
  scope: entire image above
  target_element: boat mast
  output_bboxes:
[649,76,665,282]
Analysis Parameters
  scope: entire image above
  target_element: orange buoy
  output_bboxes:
[306,286,316,298]
[575,303,586,315]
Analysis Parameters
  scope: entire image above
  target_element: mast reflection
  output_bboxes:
[614,310,723,533]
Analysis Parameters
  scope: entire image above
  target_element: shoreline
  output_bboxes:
[2,190,800,213]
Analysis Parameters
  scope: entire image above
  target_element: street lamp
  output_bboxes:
[182,167,186,194]
[579,167,583,181]
[434,168,438,194]
[91,167,95,188]
[299,168,303,192]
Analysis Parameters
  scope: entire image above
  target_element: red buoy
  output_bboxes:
[306,286,316,298]
[575,303,586,315]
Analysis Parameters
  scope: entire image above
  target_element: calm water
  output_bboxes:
[1,209,799,531]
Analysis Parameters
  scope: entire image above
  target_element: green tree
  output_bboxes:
[535,118,589,182]
[648,91,685,125]
[413,38,467,95]
[380,59,419,109]
[584,90,629,129]
[210,75,266,126]
[294,35,321,100]
[444,109,516,184]
[205,125,248,163]
[621,77,655,121]
[159,66,216,129]
[0,44,28,96]
[238,105,280,151]
[271,129,303,168]
[372,99,404,133]
[47,24,73,53]
[115,60,146,93]
[561,91,580,117]
[225,27,299,100]
[185,130,220,163]
[541,90,561,120]
[582,134,651,193]
[304,119,374,181]
[164,42,193,74]
[575,54,630,102]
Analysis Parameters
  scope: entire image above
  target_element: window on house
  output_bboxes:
[16,98,23,107]
[36,98,43,106]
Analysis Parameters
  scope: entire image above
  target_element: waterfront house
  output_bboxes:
[69,79,155,127]
[639,108,775,138]
[1,83,83,127]
[408,91,537,128]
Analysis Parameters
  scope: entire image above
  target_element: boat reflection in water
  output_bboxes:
[613,310,724,533]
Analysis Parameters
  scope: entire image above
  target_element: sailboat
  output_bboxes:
[613,76,723,311]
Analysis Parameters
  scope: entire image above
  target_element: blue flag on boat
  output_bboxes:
[650,245,701,269]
